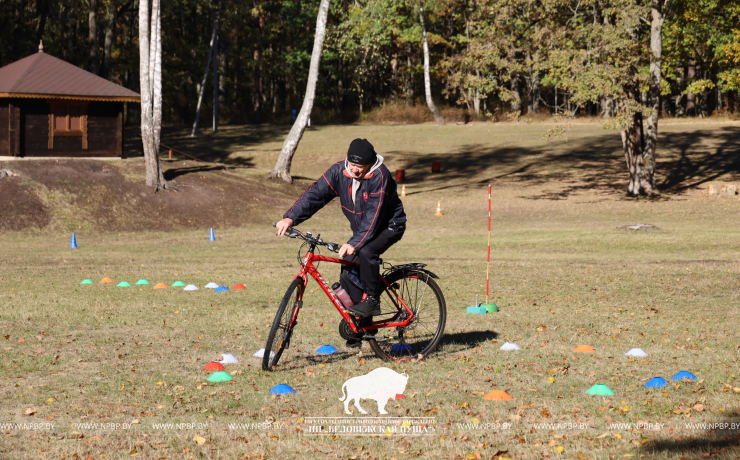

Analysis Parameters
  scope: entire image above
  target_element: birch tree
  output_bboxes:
[269,0,331,183]
[139,0,166,191]
[419,5,445,125]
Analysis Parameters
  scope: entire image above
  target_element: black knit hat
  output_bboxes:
[347,138,377,165]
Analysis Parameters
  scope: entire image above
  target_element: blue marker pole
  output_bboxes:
[70,233,78,249]
[209,228,216,241]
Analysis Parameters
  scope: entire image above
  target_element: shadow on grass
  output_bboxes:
[642,409,740,458]
[124,124,289,164]
[436,330,499,353]
[397,125,740,199]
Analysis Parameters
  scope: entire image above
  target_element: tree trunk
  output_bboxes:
[644,0,663,193]
[14,0,26,61]
[35,0,50,47]
[89,0,100,74]
[406,54,415,106]
[511,75,521,113]
[269,0,331,183]
[100,3,118,80]
[252,48,261,112]
[621,111,652,196]
[419,6,445,125]
[391,51,398,104]
[526,50,540,114]
[139,0,166,191]
[685,60,696,115]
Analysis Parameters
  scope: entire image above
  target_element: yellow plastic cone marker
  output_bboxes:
[435,201,443,216]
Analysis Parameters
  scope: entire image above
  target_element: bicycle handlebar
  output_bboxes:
[272,223,340,253]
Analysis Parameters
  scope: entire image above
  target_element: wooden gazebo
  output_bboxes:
[0,43,140,157]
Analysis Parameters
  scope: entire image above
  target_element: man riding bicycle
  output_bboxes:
[275,138,407,330]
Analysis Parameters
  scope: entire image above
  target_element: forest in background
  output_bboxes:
[2,0,740,126]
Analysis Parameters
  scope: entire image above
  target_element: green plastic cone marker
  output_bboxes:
[207,371,234,383]
[135,279,150,285]
[586,384,615,396]
[172,281,186,287]
[80,279,94,285]
[117,281,132,287]
[481,303,498,313]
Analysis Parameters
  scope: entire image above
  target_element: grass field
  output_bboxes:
[3,120,740,459]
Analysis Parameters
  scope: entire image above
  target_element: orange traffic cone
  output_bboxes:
[401,184,406,197]
[434,201,443,216]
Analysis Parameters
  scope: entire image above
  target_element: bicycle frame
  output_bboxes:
[290,248,417,336]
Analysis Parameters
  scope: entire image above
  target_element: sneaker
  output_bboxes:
[345,339,362,349]
[349,296,381,318]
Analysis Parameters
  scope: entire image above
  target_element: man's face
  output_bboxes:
[347,161,372,180]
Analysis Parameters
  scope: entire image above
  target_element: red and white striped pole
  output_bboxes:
[486,184,491,304]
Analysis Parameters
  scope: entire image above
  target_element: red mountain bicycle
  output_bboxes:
[262,226,447,371]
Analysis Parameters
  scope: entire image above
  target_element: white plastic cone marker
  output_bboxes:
[183,284,199,291]
[218,353,240,364]
[252,349,276,359]
[625,348,648,357]
[205,282,219,289]
[500,342,522,351]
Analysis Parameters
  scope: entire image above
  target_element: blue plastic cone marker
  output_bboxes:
[209,228,216,241]
[467,306,488,314]
[70,233,78,249]
[644,377,669,388]
[269,384,297,395]
[214,286,229,292]
[671,371,697,381]
[316,345,338,355]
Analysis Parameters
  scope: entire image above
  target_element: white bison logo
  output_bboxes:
[339,367,409,415]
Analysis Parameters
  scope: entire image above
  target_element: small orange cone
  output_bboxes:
[434,201,443,216]
[100,277,114,284]
[153,282,167,289]
[401,184,406,197]
[483,390,513,401]
[574,345,595,353]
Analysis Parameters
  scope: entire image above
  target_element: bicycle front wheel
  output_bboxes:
[368,270,446,362]
[262,278,304,371]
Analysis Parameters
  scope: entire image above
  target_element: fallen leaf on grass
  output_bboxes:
[25,408,36,416]
[193,435,206,445]
[693,404,704,412]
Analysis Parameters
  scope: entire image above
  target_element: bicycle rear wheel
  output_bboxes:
[368,270,446,361]
[262,278,304,371]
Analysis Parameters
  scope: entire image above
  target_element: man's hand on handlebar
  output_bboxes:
[338,244,355,258]
[275,218,294,236]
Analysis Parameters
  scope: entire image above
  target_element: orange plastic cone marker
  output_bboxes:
[232,284,246,290]
[401,184,406,197]
[483,390,513,401]
[203,361,226,372]
[100,277,114,284]
[153,282,167,289]
[574,345,595,353]
[434,201,443,216]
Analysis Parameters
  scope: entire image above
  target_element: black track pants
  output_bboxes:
[343,227,404,297]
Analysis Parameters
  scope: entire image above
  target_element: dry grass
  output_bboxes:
[3,121,740,459]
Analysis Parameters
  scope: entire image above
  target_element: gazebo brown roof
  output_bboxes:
[0,46,140,102]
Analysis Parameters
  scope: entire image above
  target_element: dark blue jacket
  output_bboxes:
[283,161,406,250]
